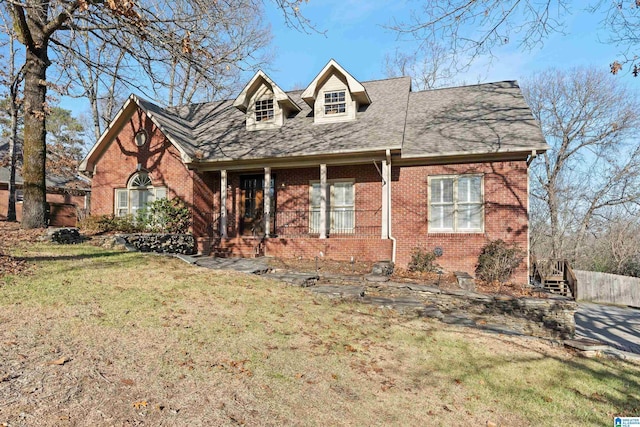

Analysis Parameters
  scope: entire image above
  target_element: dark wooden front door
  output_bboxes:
[240,175,275,236]
[240,175,263,236]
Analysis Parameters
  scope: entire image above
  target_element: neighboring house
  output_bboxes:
[0,166,90,227]
[80,59,548,282]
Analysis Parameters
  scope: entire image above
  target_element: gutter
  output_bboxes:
[526,149,538,167]
[386,149,397,264]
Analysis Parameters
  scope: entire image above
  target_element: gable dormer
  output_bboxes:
[233,70,301,131]
[301,59,371,124]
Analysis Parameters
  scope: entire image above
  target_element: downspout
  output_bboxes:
[525,149,537,279]
[386,149,397,264]
[526,149,537,167]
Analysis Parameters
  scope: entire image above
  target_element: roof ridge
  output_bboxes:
[411,80,519,95]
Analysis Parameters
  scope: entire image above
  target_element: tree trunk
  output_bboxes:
[7,99,19,222]
[547,186,561,259]
[7,30,19,222]
[21,46,49,229]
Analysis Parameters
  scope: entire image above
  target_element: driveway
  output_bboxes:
[575,302,640,355]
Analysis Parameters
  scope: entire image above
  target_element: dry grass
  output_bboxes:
[0,238,639,426]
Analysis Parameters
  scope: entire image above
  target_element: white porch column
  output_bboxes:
[381,160,389,239]
[319,164,327,239]
[220,170,228,238]
[264,167,271,238]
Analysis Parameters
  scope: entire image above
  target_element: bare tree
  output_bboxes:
[390,1,640,75]
[58,31,130,142]
[383,42,456,90]
[0,7,24,222]
[522,67,640,260]
[7,0,311,228]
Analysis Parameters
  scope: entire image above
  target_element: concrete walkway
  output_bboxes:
[575,302,640,355]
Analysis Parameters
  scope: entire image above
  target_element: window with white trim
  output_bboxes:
[310,181,354,234]
[115,172,167,216]
[255,99,274,122]
[429,175,483,232]
[324,90,346,115]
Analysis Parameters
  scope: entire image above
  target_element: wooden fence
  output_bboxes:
[574,270,640,307]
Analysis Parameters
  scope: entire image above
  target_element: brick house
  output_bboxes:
[0,166,90,227]
[79,60,548,282]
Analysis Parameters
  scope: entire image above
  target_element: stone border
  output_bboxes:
[115,233,196,255]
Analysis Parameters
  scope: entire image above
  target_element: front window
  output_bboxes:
[429,175,483,232]
[324,90,346,115]
[255,99,274,122]
[310,181,354,234]
[115,172,167,217]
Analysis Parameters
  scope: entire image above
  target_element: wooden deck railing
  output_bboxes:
[531,258,577,298]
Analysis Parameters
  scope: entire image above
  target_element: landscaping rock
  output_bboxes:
[45,228,85,244]
[371,260,394,276]
[364,274,390,282]
[116,233,196,255]
[420,304,444,320]
[454,271,476,291]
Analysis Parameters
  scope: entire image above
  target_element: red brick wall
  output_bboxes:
[90,108,214,239]
[265,238,393,262]
[391,161,529,282]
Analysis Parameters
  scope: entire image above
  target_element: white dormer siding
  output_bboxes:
[314,73,357,124]
[232,70,301,132]
[246,86,284,131]
[301,59,371,125]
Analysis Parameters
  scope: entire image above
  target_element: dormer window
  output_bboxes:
[301,60,371,124]
[233,70,301,131]
[324,91,346,115]
[255,99,274,122]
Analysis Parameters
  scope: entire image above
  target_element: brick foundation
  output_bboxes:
[264,237,393,263]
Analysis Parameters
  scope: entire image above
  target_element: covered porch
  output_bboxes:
[201,160,395,262]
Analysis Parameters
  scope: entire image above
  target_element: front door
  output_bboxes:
[240,175,263,236]
[240,175,275,236]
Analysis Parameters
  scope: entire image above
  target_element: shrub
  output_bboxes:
[408,246,440,272]
[475,239,525,283]
[79,214,141,234]
[79,198,191,234]
[146,198,191,234]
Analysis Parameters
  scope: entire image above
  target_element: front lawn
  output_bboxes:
[0,238,638,426]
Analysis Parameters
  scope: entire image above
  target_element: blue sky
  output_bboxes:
[58,1,640,118]
[262,0,640,91]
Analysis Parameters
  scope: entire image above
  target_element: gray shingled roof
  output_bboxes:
[0,165,89,190]
[0,166,22,184]
[403,81,548,158]
[121,78,546,165]
[150,76,412,162]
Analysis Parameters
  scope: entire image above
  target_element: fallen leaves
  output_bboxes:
[0,253,29,279]
[212,358,253,377]
[47,357,70,366]
[132,400,148,409]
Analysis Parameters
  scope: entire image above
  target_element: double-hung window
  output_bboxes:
[429,175,483,232]
[310,181,354,234]
[324,90,346,115]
